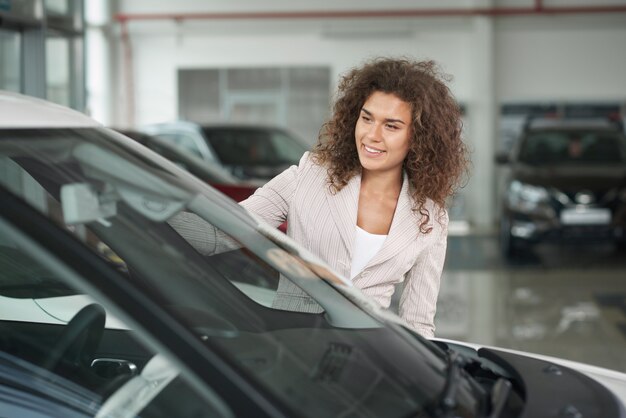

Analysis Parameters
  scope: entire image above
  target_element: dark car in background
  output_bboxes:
[496,117,626,258]
[141,121,309,184]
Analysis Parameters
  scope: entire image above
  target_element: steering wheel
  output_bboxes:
[43,303,106,371]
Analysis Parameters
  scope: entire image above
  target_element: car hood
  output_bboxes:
[512,164,626,192]
[494,346,626,402]
[436,338,626,405]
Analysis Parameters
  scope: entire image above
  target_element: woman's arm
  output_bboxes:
[168,211,239,255]
[168,152,311,256]
[398,209,449,338]
[239,151,310,228]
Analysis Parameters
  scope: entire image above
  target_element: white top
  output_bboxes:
[350,226,387,279]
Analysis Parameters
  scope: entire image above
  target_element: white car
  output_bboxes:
[0,90,625,417]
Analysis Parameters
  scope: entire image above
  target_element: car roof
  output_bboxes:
[0,90,99,128]
[526,117,621,131]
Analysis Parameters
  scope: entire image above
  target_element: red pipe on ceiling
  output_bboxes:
[114,4,626,22]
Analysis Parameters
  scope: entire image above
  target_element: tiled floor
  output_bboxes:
[394,234,626,373]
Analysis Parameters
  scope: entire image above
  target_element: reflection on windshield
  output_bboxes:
[0,127,480,417]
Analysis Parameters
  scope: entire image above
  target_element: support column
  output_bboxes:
[466,3,498,344]
[85,0,113,124]
[465,10,497,231]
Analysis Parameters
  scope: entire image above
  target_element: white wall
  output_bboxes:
[91,0,626,228]
[496,14,626,101]
[126,28,472,127]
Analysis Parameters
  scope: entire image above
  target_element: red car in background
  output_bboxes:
[114,129,287,232]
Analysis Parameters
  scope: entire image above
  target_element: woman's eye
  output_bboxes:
[361,115,371,122]
[386,124,398,130]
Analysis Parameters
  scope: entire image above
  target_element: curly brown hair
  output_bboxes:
[313,57,469,233]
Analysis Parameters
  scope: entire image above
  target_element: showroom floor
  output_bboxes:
[393,233,626,373]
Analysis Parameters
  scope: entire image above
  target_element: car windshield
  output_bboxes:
[202,127,308,166]
[518,130,626,165]
[0,127,480,417]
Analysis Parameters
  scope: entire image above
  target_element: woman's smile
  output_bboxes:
[363,144,386,156]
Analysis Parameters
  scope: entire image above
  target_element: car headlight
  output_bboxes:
[507,180,550,211]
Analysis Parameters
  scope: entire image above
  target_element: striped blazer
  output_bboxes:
[240,152,448,338]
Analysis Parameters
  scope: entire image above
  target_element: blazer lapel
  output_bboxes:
[325,174,360,260]
[366,173,419,268]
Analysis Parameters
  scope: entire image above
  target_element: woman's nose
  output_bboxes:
[366,123,383,141]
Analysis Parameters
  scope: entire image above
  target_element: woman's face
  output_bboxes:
[354,91,412,177]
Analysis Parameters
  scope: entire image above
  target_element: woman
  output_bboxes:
[240,58,469,338]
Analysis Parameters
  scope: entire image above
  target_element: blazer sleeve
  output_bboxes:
[168,211,240,255]
[239,151,310,228]
[398,209,449,339]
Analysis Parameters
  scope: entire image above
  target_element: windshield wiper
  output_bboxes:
[413,349,512,418]
[426,351,466,418]
[487,378,512,418]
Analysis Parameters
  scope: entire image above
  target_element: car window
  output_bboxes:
[143,138,237,185]
[153,132,203,159]
[115,130,239,186]
[518,131,626,164]
[0,127,480,418]
[174,133,205,159]
[203,128,307,166]
[269,130,309,162]
[152,132,177,142]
